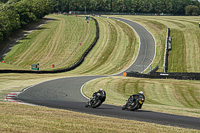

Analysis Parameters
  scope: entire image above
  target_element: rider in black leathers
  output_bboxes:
[129,91,145,109]
[93,88,106,102]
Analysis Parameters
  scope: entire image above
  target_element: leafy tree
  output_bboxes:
[44,0,53,15]
[131,0,138,13]
[15,0,37,26]
[0,0,53,43]
[51,0,59,12]
[143,0,153,13]
[164,0,173,13]
[0,0,8,3]
[99,0,111,11]
[0,32,3,42]
[0,3,20,39]
[60,0,69,12]
[153,0,164,13]
[69,0,79,11]
[185,5,199,15]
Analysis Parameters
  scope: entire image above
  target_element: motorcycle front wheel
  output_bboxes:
[122,105,126,110]
[85,102,89,107]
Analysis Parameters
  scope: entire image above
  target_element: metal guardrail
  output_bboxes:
[68,11,173,16]
[124,71,200,80]
[163,28,170,73]
[147,65,159,75]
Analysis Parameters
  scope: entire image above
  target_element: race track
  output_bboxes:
[18,17,200,130]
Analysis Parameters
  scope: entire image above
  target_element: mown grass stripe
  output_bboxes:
[80,20,117,73]
[168,29,186,72]
[3,15,93,70]
[177,86,194,108]
[188,87,200,106]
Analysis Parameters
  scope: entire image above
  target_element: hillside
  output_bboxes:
[2,15,96,70]
[111,15,200,72]
[0,15,200,132]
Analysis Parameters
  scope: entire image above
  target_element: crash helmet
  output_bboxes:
[139,91,144,94]
[99,88,103,91]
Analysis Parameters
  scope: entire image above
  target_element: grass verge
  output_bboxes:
[108,15,200,72]
[0,102,199,133]
[83,76,200,118]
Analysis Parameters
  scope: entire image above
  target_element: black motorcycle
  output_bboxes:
[85,93,103,108]
[122,96,144,111]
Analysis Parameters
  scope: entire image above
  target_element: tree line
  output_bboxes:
[0,0,52,43]
[50,0,200,15]
[0,0,199,43]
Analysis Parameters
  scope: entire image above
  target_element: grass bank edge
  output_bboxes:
[82,76,200,118]
[0,102,198,133]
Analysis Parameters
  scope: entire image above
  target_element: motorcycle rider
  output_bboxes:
[92,88,106,102]
[130,91,145,109]
[85,88,106,108]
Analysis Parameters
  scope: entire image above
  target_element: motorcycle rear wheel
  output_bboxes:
[91,99,102,108]
[130,103,138,111]
[122,105,126,110]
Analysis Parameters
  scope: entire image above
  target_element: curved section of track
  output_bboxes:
[111,17,156,73]
[18,17,200,130]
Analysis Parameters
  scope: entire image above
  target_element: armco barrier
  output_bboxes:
[124,71,200,80]
[0,17,99,74]
[146,65,159,75]
[163,28,170,73]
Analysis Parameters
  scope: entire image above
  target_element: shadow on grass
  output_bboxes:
[36,27,49,30]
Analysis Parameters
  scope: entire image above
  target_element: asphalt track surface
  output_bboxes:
[18,17,200,130]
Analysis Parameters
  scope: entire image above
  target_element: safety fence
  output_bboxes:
[0,17,99,74]
[146,65,159,75]
[67,11,173,16]
[163,28,170,72]
[124,71,200,80]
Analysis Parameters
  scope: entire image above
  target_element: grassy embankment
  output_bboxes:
[0,15,139,99]
[67,17,139,75]
[2,14,96,70]
[0,15,200,132]
[83,15,200,118]
[110,15,200,72]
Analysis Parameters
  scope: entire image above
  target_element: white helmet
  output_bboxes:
[99,88,103,91]
[139,91,144,94]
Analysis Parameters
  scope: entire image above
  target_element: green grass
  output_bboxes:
[0,16,139,99]
[108,15,200,72]
[1,102,199,133]
[2,15,96,70]
[64,17,139,75]
[0,73,200,132]
[0,15,200,132]
[168,29,186,72]
[83,76,200,118]
[1,15,138,74]
[2,15,200,72]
